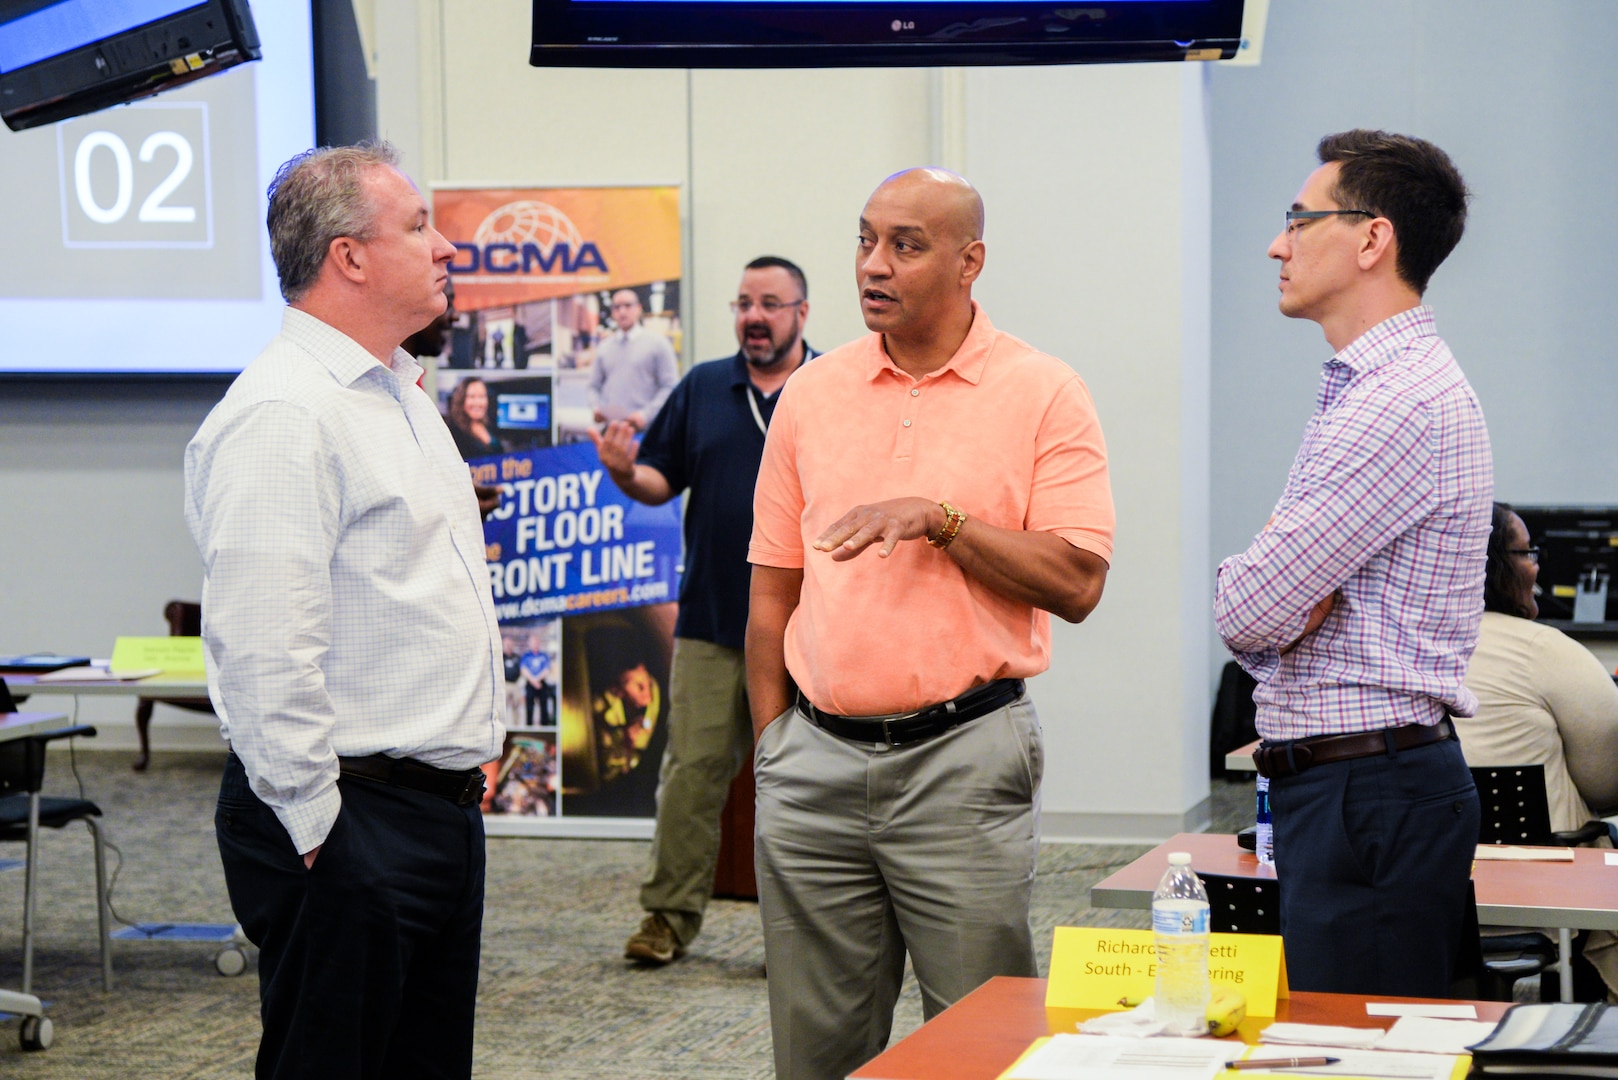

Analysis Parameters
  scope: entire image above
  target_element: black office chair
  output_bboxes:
[0,726,114,996]
[1471,765,1610,847]
[1196,872,1280,935]
[1470,764,1609,1001]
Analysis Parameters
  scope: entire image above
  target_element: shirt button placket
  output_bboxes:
[896,381,919,460]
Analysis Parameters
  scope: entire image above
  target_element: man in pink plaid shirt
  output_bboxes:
[1215,130,1491,996]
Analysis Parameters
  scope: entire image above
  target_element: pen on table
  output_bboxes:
[1229,1058,1341,1072]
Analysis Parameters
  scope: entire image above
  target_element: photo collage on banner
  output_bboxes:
[432,186,683,833]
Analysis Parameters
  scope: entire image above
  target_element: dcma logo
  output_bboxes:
[449,200,608,275]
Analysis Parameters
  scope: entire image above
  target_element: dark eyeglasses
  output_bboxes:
[1507,546,1540,564]
[1283,209,1375,237]
[730,297,804,315]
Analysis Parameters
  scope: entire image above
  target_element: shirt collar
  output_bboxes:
[729,341,817,390]
[1327,305,1438,375]
[281,307,418,396]
[865,301,994,385]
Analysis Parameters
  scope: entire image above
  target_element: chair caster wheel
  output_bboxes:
[215,947,247,976]
[20,1015,53,1051]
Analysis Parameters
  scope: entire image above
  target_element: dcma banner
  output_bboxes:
[474,442,681,621]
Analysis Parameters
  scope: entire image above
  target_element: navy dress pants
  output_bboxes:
[216,753,487,1080]
[1268,736,1479,996]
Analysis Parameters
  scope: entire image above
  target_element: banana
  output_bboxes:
[1113,988,1246,1037]
[1206,986,1247,1037]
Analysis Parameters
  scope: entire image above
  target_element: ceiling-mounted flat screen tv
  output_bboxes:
[531,0,1247,68]
[0,0,261,132]
[0,1,313,377]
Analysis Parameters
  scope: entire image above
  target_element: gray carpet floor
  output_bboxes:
[0,750,1254,1078]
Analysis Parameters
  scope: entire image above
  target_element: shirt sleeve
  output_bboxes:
[634,370,688,495]
[1214,391,1437,655]
[185,401,344,854]
[1027,374,1114,562]
[749,379,806,569]
[1536,628,1618,812]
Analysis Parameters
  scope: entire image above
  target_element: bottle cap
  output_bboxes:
[1168,851,1191,866]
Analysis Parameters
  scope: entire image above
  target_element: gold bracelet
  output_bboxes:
[928,501,966,550]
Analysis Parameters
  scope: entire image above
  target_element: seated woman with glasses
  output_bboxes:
[1456,502,1618,999]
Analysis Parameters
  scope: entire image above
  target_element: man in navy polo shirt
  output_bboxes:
[590,256,815,965]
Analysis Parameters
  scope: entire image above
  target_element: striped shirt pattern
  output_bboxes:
[185,308,505,853]
[1214,307,1493,741]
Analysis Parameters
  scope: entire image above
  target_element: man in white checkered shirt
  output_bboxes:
[185,143,504,1079]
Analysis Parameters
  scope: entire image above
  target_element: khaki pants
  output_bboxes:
[754,697,1042,1080]
[637,638,752,945]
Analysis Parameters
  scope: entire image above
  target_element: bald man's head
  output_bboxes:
[873,167,985,244]
[856,167,987,342]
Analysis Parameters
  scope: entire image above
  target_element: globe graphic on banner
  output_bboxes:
[472,200,584,260]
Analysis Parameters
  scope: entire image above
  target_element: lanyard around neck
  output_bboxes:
[746,385,769,436]
[744,344,812,436]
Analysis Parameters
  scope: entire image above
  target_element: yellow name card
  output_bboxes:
[110,636,204,675]
[1046,927,1288,1016]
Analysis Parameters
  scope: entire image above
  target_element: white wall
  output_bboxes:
[1207,0,1618,692]
[963,64,1213,838]
[0,386,225,747]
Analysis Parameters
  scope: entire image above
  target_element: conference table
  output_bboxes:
[4,671,211,770]
[1093,832,1618,1003]
[0,710,72,1050]
[849,975,1509,1080]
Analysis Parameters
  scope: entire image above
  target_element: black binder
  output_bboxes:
[1468,1002,1618,1076]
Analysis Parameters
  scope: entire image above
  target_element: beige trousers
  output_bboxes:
[754,696,1042,1080]
[638,638,752,945]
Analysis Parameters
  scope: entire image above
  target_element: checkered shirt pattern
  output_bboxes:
[185,308,505,853]
[1214,307,1493,741]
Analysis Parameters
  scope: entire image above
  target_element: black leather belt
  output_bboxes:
[1253,719,1454,779]
[797,679,1025,747]
[338,754,486,807]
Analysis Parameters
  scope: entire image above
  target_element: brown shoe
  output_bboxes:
[625,913,685,965]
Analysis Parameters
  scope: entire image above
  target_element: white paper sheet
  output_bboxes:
[1363,1004,1478,1019]
[1473,845,1574,861]
[1004,1034,1240,1080]
[1374,1016,1498,1054]
[1260,1023,1385,1048]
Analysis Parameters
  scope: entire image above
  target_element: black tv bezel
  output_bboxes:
[530,0,1247,68]
[0,0,261,132]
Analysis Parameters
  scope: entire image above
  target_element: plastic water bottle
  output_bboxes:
[1152,851,1211,1036]
[1255,774,1275,867]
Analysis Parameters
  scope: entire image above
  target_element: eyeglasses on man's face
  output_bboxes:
[1507,546,1540,564]
[731,297,804,316]
[1283,208,1375,238]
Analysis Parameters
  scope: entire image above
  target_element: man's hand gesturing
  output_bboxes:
[587,421,640,485]
[813,498,944,561]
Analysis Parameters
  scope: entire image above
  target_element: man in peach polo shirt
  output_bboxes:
[747,168,1114,1080]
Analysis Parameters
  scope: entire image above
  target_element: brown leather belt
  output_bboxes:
[337,754,486,806]
[797,679,1025,747]
[1252,719,1454,779]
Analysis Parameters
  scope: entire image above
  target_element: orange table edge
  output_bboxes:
[849,975,1508,1080]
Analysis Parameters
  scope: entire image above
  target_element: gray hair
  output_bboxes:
[266,142,401,302]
